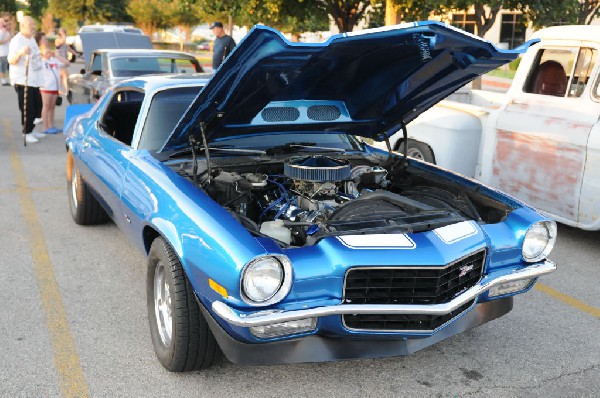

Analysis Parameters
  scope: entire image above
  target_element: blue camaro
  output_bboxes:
[65,22,556,371]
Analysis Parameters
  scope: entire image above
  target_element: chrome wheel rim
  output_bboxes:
[71,169,78,208]
[407,148,425,160]
[154,261,172,347]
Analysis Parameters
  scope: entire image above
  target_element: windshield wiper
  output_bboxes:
[265,142,346,156]
[168,144,266,159]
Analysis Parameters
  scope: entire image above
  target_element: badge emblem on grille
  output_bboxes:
[459,264,474,277]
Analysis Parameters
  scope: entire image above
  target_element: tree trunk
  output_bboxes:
[473,4,500,38]
[324,1,368,33]
[584,2,600,24]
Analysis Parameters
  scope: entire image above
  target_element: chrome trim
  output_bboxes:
[341,248,487,304]
[212,260,556,327]
[341,300,476,334]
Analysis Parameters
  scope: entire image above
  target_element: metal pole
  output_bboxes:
[23,54,29,146]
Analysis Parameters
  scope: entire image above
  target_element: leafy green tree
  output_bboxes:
[48,0,90,22]
[388,0,436,22]
[1,0,18,13]
[317,0,374,32]
[245,0,330,33]
[197,0,379,33]
[525,0,600,27]
[29,0,48,19]
[195,0,246,31]
[127,0,171,34]
[91,0,131,22]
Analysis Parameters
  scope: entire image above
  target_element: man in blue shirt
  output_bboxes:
[210,22,236,71]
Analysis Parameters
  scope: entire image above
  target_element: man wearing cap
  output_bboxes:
[210,21,236,70]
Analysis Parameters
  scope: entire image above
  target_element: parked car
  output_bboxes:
[64,22,556,372]
[196,41,210,51]
[68,32,203,104]
[67,24,144,54]
[390,25,600,230]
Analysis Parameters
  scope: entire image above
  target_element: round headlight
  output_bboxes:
[522,221,557,262]
[241,256,292,306]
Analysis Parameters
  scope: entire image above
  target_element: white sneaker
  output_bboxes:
[24,134,39,143]
[32,131,46,139]
[33,118,43,125]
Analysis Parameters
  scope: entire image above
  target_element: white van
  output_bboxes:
[67,25,143,54]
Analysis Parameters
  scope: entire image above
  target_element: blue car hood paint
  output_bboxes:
[162,21,537,151]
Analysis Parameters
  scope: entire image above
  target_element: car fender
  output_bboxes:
[124,154,271,306]
[403,103,486,177]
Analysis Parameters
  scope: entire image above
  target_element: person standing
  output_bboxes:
[37,32,69,133]
[54,27,76,94]
[0,17,11,86]
[7,15,44,143]
[210,21,236,71]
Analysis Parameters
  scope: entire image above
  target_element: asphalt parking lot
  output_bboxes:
[0,79,599,397]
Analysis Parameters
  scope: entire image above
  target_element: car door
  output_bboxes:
[77,88,145,227]
[490,43,600,223]
[71,52,105,104]
[578,71,600,229]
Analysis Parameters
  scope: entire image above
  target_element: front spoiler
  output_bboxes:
[202,297,513,365]
[212,260,555,327]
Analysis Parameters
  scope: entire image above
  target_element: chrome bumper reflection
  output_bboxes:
[212,260,556,328]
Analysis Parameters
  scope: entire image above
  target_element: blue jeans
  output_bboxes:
[0,56,9,74]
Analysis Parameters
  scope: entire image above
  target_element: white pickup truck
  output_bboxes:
[388,25,600,230]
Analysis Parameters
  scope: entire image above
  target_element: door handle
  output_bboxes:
[510,99,527,105]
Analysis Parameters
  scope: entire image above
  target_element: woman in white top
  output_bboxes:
[36,32,69,133]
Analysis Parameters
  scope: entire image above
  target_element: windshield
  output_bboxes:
[139,86,203,150]
[111,57,201,77]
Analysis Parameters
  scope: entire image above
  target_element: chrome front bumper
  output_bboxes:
[212,260,556,328]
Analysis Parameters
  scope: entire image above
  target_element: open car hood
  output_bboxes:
[162,21,536,151]
[80,32,152,63]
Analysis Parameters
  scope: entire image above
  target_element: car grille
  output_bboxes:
[343,300,475,332]
[342,250,485,331]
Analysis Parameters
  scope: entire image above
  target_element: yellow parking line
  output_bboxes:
[535,283,600,318]
[4,119,90,398]
[0,187,63,194]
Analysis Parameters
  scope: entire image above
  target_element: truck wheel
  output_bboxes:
[67,154,108,225]
[399,139,436,163]
[147,237,221,372]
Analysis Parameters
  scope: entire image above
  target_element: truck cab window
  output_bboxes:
[525,48,573,97]
[525,47,597,98]
[571,48,597,97]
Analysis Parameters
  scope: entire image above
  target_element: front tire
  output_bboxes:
[67,153,108,225]
[397,139,436,163]
[147,237,221,372]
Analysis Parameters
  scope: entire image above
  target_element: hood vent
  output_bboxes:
[307,105,341,121]
[261,107,300,122]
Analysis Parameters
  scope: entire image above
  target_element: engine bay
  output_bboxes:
[170,153,513,247]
